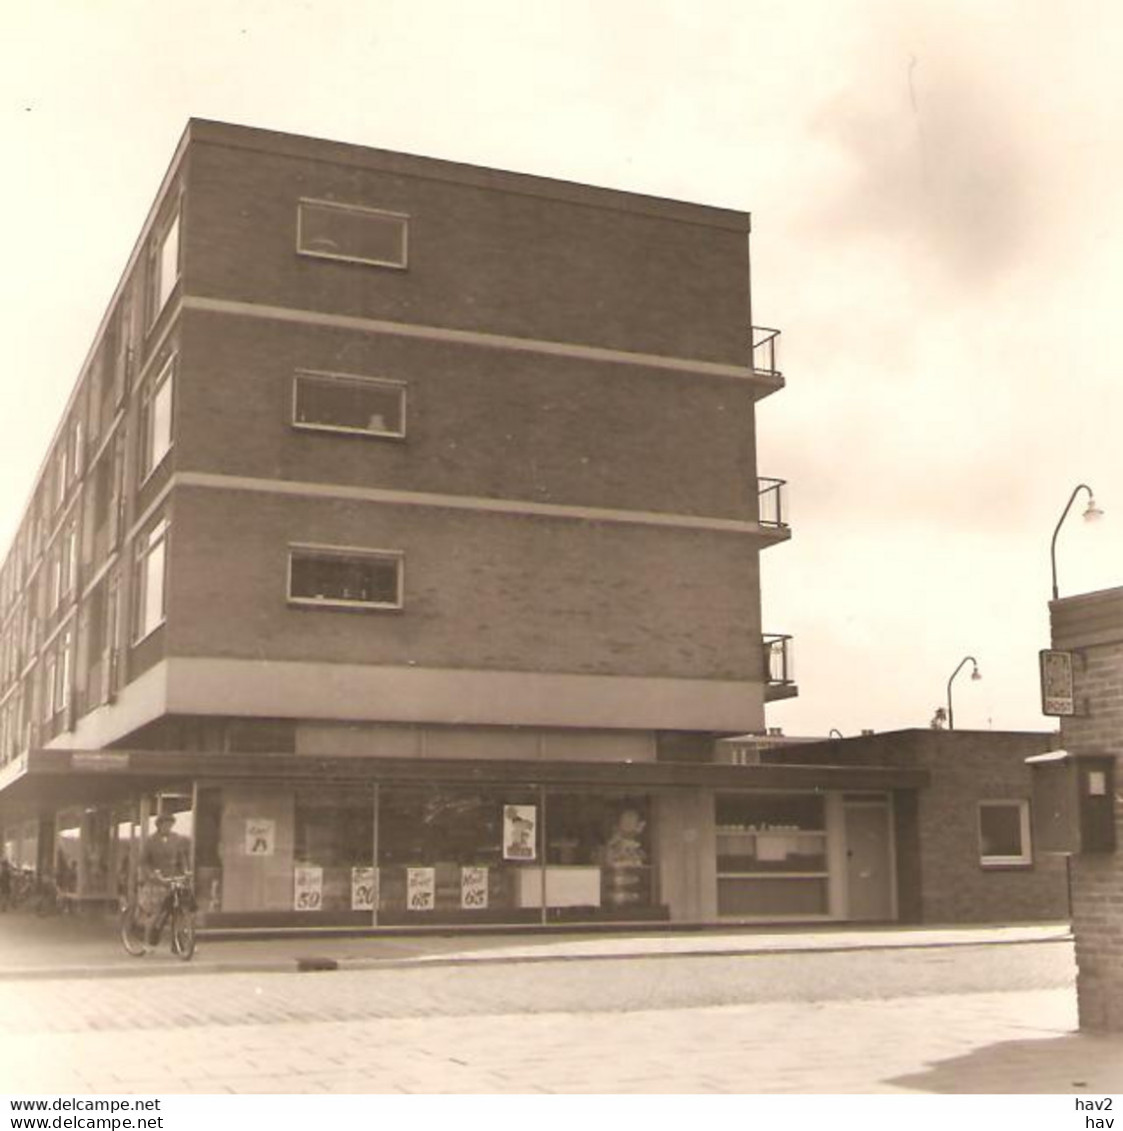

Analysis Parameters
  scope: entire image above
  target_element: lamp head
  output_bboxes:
[1083,495,1104,522]
[971,664,982,681]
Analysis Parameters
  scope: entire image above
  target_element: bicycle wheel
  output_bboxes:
[119,901,148,957]
[170,905,196,961]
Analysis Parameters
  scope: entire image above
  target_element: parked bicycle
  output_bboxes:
[119,872,196,960]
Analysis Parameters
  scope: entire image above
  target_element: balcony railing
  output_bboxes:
[752,326,781,378]
[763,633,797,702]
[758,477,789,529]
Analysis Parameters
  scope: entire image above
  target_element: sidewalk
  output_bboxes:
[0,910,1074,980]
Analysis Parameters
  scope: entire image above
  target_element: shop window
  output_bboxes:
[133,518,169,641]
[293,371,406,438]
[141,358,174,479]
[297,199,408,269]
[715,793,829,918]
[978,801,1032,867]
[288,545,402,610]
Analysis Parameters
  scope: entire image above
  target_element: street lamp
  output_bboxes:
[828,729,843,739]
[1051,483,1103,601]
[946,655,981,731]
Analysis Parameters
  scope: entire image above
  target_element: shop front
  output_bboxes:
[0,748,927,931]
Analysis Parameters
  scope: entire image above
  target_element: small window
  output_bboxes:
[134,519,169,641]
[297,199,408,269]
[293,371,406,438]
[153,212,181,317]
[978,801,1032,867]
[288,546,402,610]
[142,358,175,478]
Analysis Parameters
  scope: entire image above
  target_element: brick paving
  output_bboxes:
[1,929,1119,1094]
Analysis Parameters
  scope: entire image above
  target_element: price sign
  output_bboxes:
[406,867,435,911]
[461,866,488,910]
[245,819,275,857]
[293,865,323,911]
[351,866,378,911]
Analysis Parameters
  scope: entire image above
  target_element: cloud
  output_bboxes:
[807,46,1032,290]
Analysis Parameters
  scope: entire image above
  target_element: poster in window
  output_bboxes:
[293,865,323,911]
[351,866,378,911]
[245,818,275,857]
[461,866,488,910]
[406,867,436,911]
[503,804,537,861]
[1039,650,1076,716]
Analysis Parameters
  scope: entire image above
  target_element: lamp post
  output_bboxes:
[946,656,981,731]
[1051,484,1103,601]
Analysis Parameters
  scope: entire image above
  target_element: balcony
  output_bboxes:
[752,326,782,379]
[757,477,789,530]
[763,634,798,702]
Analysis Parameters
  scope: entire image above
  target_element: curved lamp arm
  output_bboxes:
[1051,484,1097,601]
[946,655,980,731]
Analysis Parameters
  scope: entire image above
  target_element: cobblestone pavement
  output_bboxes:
[3,942,1118,1094]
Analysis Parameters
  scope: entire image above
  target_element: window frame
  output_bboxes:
[150,209,182,324]
[287,543,404,612]
[140,356,175,483]
[291,369,407,440]
[296,198,410,270]
[132,518,170,643]
[977,799,1033,868]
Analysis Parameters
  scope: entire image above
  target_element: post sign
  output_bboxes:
[1039,649,1076,716]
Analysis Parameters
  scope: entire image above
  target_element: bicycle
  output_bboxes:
[119,873,196,960]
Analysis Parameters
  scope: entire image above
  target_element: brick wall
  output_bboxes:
[1051,588,1123,1032]
[175,310,761,522]
[184,136,752,365]
[165,485,763,682]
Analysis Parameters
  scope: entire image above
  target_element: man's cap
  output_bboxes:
[155,813,176,825]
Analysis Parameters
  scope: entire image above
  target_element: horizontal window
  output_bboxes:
[978,800,1032,867]
[293,371,406,438]
[297,199,408,269]
[288,545,403,610]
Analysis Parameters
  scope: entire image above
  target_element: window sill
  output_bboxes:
[291,422,406,442]
[979,859,1033,870]
[287,597,402,613]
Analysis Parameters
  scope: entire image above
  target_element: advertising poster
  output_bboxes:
[1039,649,1076,716]
[406,866,436,911]
[245,818,275,857]
[460,865,488,910]
[503,804,537,861]
[293,864,323,911]
[351,866,378,911]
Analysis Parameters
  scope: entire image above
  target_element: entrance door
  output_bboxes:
[844,803,894,921]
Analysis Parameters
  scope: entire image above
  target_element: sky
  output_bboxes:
[2,0,1122,738]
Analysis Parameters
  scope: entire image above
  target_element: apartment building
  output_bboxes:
[0,119,884,930]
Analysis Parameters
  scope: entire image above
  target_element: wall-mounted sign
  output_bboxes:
[71,752,130,772]
[461,866,488,910]
[406,867,435,911]
[503,804,537,861]
[351,866,378,911]
[1039,649,1076,716]
[293,865,323,911]
[245,819,275,857]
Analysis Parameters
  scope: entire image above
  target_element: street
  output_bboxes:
[3,937,1118,1094]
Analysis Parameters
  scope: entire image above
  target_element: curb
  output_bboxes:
[0,929,1075,983]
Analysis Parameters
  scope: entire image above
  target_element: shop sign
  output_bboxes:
[70,752,130,772]
[460,866,488,910]
[406,867,436,911]
[503,804,537,861]
[351,866,378,911]
[1039,649,1076,716]
[293,865,323,911]
[245,819,275,857]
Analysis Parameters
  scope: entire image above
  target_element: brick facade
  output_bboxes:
[1051,588,1123,1032]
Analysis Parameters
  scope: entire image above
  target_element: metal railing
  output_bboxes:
[762,634,795,688]
[757,477,788,528]
[752,326,781,377]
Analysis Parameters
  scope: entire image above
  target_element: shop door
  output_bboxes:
[844,803,894,921]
